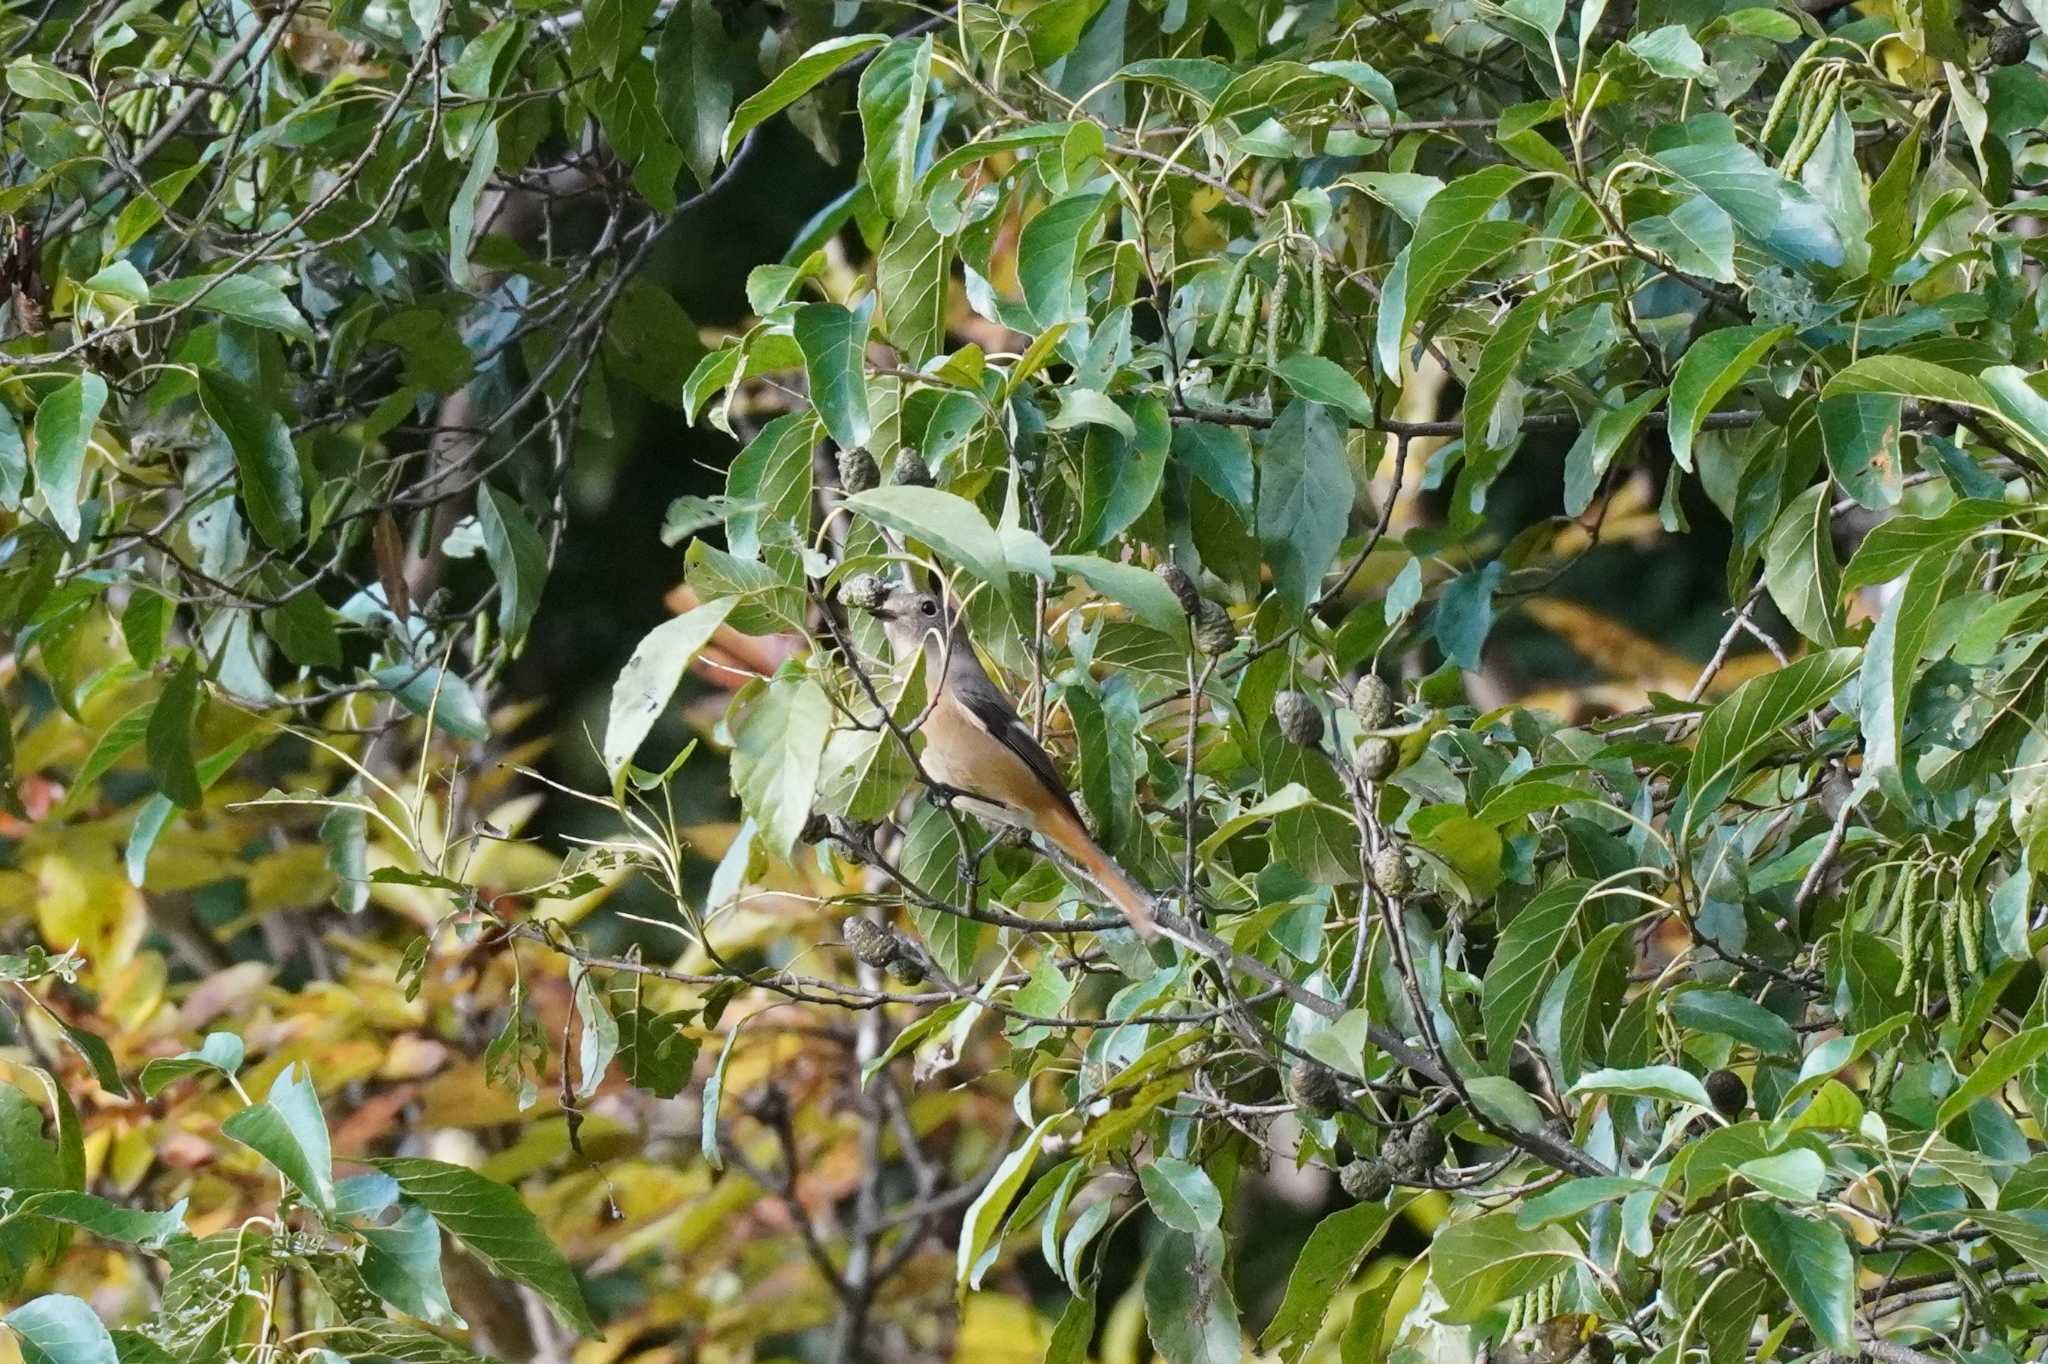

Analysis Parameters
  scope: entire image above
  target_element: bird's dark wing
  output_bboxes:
[956,686,1083,820]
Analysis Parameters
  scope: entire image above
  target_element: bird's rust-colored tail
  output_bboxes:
[1038,807,1156,936]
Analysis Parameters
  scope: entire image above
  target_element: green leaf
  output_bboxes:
[1144,1225,1243,1364]
[1257,400,1353,614]
[144,657,203,810]
[7,1191,186,1249]
[1760,483,1842,647]
[1460,285,1553,494]
[3,1294,116,1364]
[1020,191,1108,330]
[1271,354,1374,427]
[604,598,736,779]
[1860,549,1947,800]
[1375,166,1527,378]
[1632,195,1736,283]
[1433,560,1505,671]
[197,370,304,550]
[842,485,1050,585]
[1740,1202,1856,1351]
[724,412,815,574]
[655,0,747,189]
[793,300,873,452]
[1260,1202,1396,1362]
[1672,988,1796,1056]
[1562,388,1664,517]
[0,403,26,509]
[1140,1158,1222,1233]
[1842,498,2007,589]
[858,36,931,219]
[1684,648,1860,825]
[139,1033,245,1097]
[1173,422,1253,516]
[1819,393,1904,510]
[701,1022,741,1169]
[1569,1064,1712,1108]
[1651,140,1843,270]
[1983,366,2048,454]
[1736,1149,1825,1202]
[369,1157,598,1336]
[731,666,833,857]
[1481,879,1589,1063]
[861,999,969,1087]
[476,485,548,643]
[1666,325,1789,471]
[1822,355,2002,432]
[1075,396,1170,549]
[31,374,106,540]
[221,1064,334,1212]
[1936,1025,2048,1129]
[1429,1211,1576,1323]
[360,1204,462,1327]
[1051,554,1187,637]
[957,1115,1058,1287]
[722,34,889,157]
[1626,24,1711,80]
[1515,1176,1662,1229]
[877,200,952,365]
[615,1006,699,1098]
[152,274,313,342]
[373,665,491,742]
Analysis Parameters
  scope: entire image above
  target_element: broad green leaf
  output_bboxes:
[1684,648,1859,825]
[476,485,548,643]
[3,1295,116,1364]
[1569,1064,1712,1108]
[731,665,833,857]
[1936,1025,2048,1129]
[1433,560,1504,671]
[877,200,951,365]
[1632,195,1736,283]
[1260,1202,1395,1362]
[1481,878,1589,1062]
[1667,325,1789,471]
[1257,400,1353,614]
[198,370,304,550]
[723,412,815,569]
[1051,554,1187,637]
[1144,1225,1243,1364]
[655,0,747,188]
[369,1157,598,1336]
[1843,498,2007,589]
[139,1033,245,1097]
[1020,191,1108,329]
[359,1203,461,1327]
[1860,549,1946,800]
[0,403,25,508]
[842,485,1051,585]
[1760,483,1842,646]
[221,1064,334,1212]
[1075,396,1170,549]
[1375,166,1528,377]
[1429,1211,1576,1322]
[1735,1149,1825,1202]
[1671,988,1796,1056]
[858,36,931,219]
[6,1191,186,1249]
[1271,354,1374,427]
[793,300,873,451]
[1740,1202,1855,1351]
[1823,356,2013,441]
[373,664,491,742]
[1515,1176,1662,1229]
[152,273,313,342]
[958,1115,1058,1286]
[722,34,889,156]
[1983,366,2048,453]
[144,657,203,810]
[1651,140,1843,270]
[604,598,736,779]
[31,374,106,540]
[1562,388,1663,516]
[1819,393,1904,510]
[1139,1158,1222,1233]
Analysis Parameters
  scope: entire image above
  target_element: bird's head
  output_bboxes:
[863,586,951,661]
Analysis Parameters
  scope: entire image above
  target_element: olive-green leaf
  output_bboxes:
[1257,400,1353,614]
[1260,1202,1395,1362]
[144,657,203,810]
[369,1156,598,1336]
[1684,648,1859,825]
[32,374,106,540]
[1429,1211,1576,1323]
[220,1064,334,1212]
[1860,549,1946,802]
[792,299,873,452]
[476,485,548,643]
[731,665,833,857]
[858,36,931,219]
[197,370,304,550]
[1480,879,1589,1065]
[1667,325,1789,471]
[4,1294,117,1364]
[1739,1202,1856,1351]
[722,34,889,157]
[1760,482,1841,646]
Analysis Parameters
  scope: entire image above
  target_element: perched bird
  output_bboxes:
[861,585,1156,934]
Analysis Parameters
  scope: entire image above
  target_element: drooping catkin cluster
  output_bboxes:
[1855,858,1986,1018]
[1758,41,1851,178]
[1501,1275,1560,1336]
[1204,236,1329,399]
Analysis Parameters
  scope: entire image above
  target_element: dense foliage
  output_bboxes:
[2,0,2048,1356]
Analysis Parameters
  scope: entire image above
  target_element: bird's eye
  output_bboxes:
[919,598,938,617]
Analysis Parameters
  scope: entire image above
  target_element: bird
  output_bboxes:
[858,584,1156,935]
